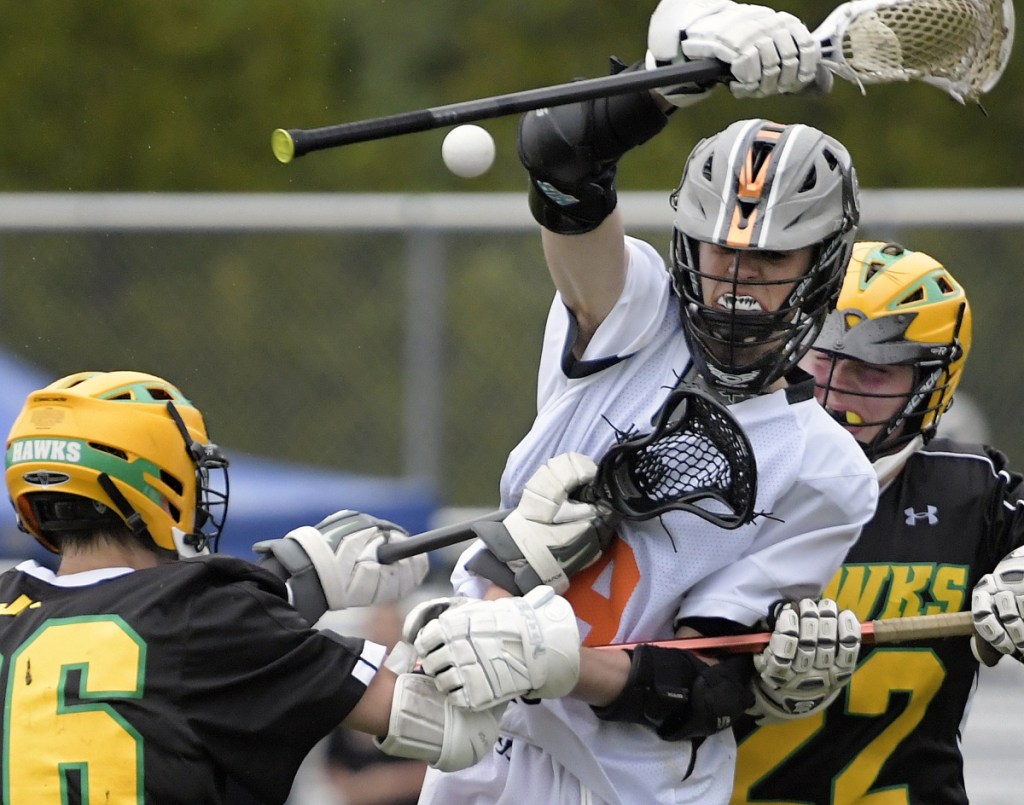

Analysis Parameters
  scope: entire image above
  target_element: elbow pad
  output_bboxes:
[591,646,754,741]
[517,59,672,234]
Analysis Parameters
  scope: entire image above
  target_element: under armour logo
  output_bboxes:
[905,505,939,526]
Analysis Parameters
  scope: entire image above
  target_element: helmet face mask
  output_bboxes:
[807,242,971,460]
[804,348,920,457]
[670,119,859,396]
[5,371,229,557]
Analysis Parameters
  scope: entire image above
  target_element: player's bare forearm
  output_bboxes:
[541,210,628,355]
[573,625,720,707]
[573,646,634,706]
[342,667,396,736]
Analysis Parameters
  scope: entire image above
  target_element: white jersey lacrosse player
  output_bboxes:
[422,250,877,805]
[411,3,878,804]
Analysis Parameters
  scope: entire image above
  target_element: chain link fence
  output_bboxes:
[1,190,1022,536]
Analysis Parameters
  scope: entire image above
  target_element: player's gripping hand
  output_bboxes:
[253,510,427,623]
[646,0,824,105]
[468,453,616,594]
[405,585,581,711]
[972,546,1024,665]
[375,642,505,772]
[749,598,860,721]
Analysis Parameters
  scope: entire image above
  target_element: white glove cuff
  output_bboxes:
[504,512,571,593]
[384,641,418,674]
[520,586,581,698]
[287,525,352,606]
[375,673,504,772]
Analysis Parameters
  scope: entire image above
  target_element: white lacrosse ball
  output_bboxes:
[441,125,495,178]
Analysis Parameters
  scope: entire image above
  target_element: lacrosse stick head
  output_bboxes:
[590,387,758,529]
[816,0,1014,103]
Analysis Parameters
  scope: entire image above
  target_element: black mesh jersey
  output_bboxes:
[0,554,373,804]
[732,438,1024,805]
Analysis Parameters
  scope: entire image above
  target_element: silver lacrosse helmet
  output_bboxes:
[670,119,860,396]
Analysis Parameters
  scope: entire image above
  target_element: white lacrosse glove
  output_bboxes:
[375,641,505,772]
[406,585,581,711]
[749,599,860,722]
[252,510,428,623]
[466,453,616,594]
[972,546,1024,665]
[646,0,823,105]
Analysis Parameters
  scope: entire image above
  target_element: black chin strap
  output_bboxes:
[97,472,153,543]
[164,401,226,553]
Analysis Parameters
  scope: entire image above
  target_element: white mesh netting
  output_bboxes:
[824,0,1012,102]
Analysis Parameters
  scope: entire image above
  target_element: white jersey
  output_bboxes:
[421,237,878,805]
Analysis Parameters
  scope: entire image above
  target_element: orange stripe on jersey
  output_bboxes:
[564,537,640,647]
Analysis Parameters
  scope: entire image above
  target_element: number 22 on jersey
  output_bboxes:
[732,648,945,805]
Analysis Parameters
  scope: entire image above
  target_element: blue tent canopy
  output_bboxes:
[0,353,437,563]
[215,454,437,560]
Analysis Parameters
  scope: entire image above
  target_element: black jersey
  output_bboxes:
[732,438,1024,805]
[0,554,374,804]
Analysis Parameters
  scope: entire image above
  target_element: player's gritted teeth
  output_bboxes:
[717,293,765,313]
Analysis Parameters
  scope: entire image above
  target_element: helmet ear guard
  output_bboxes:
[811,242,972,458]
[5,371,230,557]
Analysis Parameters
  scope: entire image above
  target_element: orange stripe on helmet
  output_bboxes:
[726,207,758,247]
[737,126,780,203]
[721,123,786,248]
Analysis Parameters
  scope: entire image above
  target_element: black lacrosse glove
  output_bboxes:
[593,646,754,741]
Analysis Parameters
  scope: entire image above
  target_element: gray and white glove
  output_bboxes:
[468,453,616,594]
[405,585,581,711]
[972,546,1024,665]
[375,641,505,772]
[646,0,824,106]
[749,598,860,722]
[253,510,428,623]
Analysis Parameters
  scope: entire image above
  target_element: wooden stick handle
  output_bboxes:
[866,609,973,643]
[595,610,974,654]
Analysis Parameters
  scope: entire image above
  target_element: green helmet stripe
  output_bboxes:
[98,382,193,406]
[6,438,165,506]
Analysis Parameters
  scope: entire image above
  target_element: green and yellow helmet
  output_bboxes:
[5,371,229,556]
[812,241,972,458]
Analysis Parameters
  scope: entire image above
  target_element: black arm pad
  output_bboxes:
[592,646,755,741]
[517,59,672,234]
